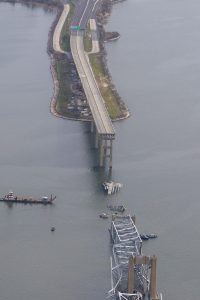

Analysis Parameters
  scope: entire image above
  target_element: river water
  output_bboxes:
[0,1,200,300]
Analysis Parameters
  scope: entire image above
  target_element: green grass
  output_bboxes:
[89,53,123,119]
[60,2,75,52]
[55,59,73,116]
[56,0,127,120]
[83,23,92,52]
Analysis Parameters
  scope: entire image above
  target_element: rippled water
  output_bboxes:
[105,1,200,299]
[0,3,110,300]
[0,1,200,299]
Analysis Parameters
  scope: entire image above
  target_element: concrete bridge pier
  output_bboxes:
[99,137,105,168]
[105,139,113,169]
[98,137,113,169]
[127,255,160,300]
[94,129,99,149]
[150,256,159,300]
[90,121,114,168]
[90,121,94,133]
[90,121,99,149]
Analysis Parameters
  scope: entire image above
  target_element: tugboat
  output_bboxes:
[140,233,158,241]
[140,234,149,241]
[99,213,109,219]
[0,191,56,205]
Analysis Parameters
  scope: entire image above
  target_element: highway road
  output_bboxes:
[53,4,70,53]
[71,0,101,29]
[70,0,115,138]
[71,31,115,137]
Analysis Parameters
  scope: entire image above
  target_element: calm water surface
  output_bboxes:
[0,3,110,300]
[0,1,200,300]
[105,1,200,299]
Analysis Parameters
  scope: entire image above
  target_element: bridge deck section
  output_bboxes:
[109,216,151,300]
[70,31,115,138]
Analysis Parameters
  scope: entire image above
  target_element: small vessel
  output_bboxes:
[99,213,109,219]
[140,233,158,240]
[0,191,56,205]
[51,227,56,232]
[140,234,149,241]
[146,233,158,239]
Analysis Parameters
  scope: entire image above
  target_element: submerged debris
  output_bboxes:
[102,181,123,195]
[107,205,126,213]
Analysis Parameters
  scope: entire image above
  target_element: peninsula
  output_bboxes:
[0,0,130,121]
[49,0,129,121]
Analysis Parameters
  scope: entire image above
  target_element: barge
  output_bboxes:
[0,191,56,204]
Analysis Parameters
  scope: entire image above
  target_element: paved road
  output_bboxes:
[72,0,101,29]
[89,19,100,54]
[70,0,115,137]
[71,31,114,136]
[53,4,70,53]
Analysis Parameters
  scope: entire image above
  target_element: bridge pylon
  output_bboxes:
[91,121,114,169]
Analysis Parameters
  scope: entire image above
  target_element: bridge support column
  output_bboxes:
[150,256,159,300]
[108,139,113,169]
[98,138,113,168]
[90,121,94,133]
[99,138,105,167]
[104,139,113,169]
[94,129,99,149]
[128,256,135,294]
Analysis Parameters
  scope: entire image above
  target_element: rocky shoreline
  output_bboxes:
[104,31,120,42]
[96,0,130,120]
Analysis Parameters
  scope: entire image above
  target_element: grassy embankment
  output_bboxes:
[54,1,75,117]
[89,53,122,120]
[83,23,92,52]
[83,23,125,120]
[55,0,127,120]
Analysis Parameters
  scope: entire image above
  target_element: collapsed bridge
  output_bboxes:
[108,215,162,300]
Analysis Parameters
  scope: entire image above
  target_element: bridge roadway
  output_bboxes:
[71,0,101,30]
[70,0,115,139]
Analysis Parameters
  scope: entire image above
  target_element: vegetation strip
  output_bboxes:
[1,0,130,121]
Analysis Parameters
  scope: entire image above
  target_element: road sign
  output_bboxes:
[71,25,81,31]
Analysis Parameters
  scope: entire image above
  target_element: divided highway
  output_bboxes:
[70,0,115,138]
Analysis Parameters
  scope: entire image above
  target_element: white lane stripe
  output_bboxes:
[92,0,100,13]
[78,0,90,26]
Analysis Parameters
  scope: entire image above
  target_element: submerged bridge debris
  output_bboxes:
[108,215,162,300]
[102,181,123,195]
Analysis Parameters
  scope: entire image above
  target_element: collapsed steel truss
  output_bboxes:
[108,215,161,300]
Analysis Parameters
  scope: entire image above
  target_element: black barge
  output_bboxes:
[0,191,56,204]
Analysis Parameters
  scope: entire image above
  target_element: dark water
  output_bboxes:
[0,1,200,300]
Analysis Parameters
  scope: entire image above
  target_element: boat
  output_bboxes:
[140,233,158,240]
[140,234,149,241]
[146,233,158,239]
[99,213,109,219]
[0,191,56,204]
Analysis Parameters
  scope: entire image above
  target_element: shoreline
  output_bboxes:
[95,0,130,120]
[49,0,130,121]
[0,0,130,121]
